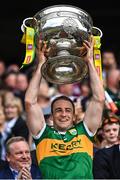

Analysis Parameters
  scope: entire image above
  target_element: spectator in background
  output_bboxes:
[0,136,41,179]
[93,112,120,154]
[16,73,28,92]
[52,83,78,103]
[3,71,17,91]
[72,83,81,97]
[15,72,29,109]
[102,50,117,86]
[6,64,19,73]
[100,114,120,148]
[4,97,29,142]
[93,144,120,179]
[106,69,120,93]
[2,90,15,104]
[105,69,120,116]
[57,84,74,97]
[102,50,117,70]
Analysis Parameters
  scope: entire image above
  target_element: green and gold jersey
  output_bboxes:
[33,121,94,179]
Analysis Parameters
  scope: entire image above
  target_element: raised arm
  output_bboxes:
[83,36,105,134]
[25,41,47,136]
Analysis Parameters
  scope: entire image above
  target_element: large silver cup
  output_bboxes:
[21,5,102,84]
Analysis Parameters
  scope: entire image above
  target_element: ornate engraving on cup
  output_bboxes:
[63,18,79,35]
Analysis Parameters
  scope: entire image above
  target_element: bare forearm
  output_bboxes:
[88,60,104,101]
[25,62,43,104]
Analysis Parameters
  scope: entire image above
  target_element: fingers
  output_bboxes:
[21,167,32,180]
[42,41,47,53]
[36,40,48,52]
[83,40,90,48]
[83,35,94,50]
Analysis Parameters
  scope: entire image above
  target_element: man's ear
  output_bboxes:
[6,154,10,162]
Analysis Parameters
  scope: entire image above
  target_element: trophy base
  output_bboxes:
[41,55,88,84]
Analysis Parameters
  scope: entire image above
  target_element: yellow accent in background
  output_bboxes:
[93,36,103,81]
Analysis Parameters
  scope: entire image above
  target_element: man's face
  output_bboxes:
[108,70,120,87]
[102,52,116,68]
[52,99,75,132]
[16,74,28,91]
[103,123,120,144]
[5,74,17,89]
[6,141,31,171]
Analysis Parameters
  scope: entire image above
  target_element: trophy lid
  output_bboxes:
[34,4,93,27]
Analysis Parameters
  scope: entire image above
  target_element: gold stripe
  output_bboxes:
[36,135,93,163]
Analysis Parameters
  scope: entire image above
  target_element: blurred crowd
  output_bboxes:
[0,48,120,179]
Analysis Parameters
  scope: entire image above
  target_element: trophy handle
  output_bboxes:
[21,17,37,32]
[92,26,103,38]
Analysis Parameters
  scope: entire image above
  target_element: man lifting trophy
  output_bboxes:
[24,5,105,179]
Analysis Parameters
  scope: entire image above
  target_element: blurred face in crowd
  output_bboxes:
[58,84,73,96]
[16,74,28,91]
[52,99,75,132]
[107,69,120,88]
[80,83,90,97]
[102,51,117,69]
[7,64,19,72]
[6,141,31,171]
[3,91,15,102]
[4,73,17,89]
[103,123,120,145]
[0,108,5,126]
[4,102,19,120]
[38,95,50,108]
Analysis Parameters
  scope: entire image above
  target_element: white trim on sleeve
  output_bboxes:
[32,123,46,139]
[83,121,95,137]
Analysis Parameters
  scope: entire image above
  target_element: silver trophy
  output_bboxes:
[21,5,102,84]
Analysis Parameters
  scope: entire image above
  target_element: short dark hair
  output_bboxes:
[6,136,27,154]
[51,95,75,114]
